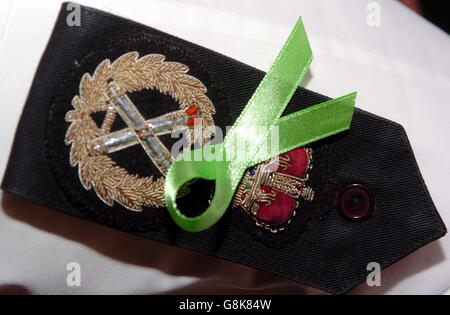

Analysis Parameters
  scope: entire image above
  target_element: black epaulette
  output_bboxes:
[1,3,446,294]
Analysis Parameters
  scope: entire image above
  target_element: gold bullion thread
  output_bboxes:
[65,52,216,211]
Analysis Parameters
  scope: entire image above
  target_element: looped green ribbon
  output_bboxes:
[165,18,357,232]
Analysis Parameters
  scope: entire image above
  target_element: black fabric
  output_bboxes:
[1,3,446,294]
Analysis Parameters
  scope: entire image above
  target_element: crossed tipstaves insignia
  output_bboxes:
[65,52,216,211]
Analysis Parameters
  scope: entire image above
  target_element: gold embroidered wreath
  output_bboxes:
[65,52,215,211]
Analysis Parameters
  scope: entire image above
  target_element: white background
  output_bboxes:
[0,0,448,294]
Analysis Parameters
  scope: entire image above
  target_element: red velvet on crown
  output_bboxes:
[256,148,309,224]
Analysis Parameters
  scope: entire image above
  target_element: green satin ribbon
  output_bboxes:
[165,18,357,232]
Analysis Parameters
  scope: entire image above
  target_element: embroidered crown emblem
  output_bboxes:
[65,52,216,211]
[232,148,314,232]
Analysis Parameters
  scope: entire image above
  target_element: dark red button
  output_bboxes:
[338,184,374,221]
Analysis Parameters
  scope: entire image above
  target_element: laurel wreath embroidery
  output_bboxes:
[65,52,216,211]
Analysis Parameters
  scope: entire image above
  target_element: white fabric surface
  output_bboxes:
[0,0,448,295]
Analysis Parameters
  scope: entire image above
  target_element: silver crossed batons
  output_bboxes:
[92,81,199,175]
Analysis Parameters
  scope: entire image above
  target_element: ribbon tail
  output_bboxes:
[250,92,357,166]
[225,17,313,139]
